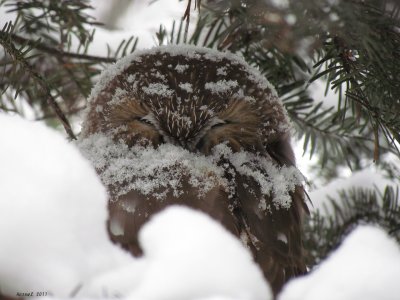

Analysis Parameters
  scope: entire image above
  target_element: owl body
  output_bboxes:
[80,45,308,295]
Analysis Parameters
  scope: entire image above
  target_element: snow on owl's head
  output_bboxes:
[82,45,290,155]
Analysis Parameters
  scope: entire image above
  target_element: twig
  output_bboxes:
[0,34,77,140]
[182,0,192,43]
[182,0,202,43]
[334,36,386,160]
[35,104,86,121]
[0,32,116,63]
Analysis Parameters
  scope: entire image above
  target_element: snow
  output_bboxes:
[80,0,198,54]
[78,134,303,210]
[205,80,239,94]
[175,64,189,73]
[0,114,132,297]
[77,133,228,199]
[86,52,138,106]
[279,225,400,300]
[212,144,304,209]
[217,67,228,76]
[179,82,194,93]
[86,44,279,104]
[0,114,272,300]
[308,167,395,214]
[2,115,399,300]
[81,206,272,300]
[142,82,174,97]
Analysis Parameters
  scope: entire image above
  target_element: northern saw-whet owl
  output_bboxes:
[79,45,308,295]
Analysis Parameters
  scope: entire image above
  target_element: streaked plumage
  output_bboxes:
[81,45,308,295]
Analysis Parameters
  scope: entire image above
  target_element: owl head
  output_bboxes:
[82,45,291,155]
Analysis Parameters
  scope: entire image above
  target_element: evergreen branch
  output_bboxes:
[199,1,400,160]
[0,32,115,63]
[282,85,390,172]
[0,26,76,140]
[303,185,400,267]
[183,0,201,22]
[182,0,193,42]
[34,104,86,122]
[333,36,388,160]
[307,2,400,157]
[290,108,372,166]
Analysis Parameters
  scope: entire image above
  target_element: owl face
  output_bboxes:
[108,96,264,154]
[80,45,300,207]
[82,45,290,156]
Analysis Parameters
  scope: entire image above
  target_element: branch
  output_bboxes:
[0,34,77,140]
[0,32,116,63]
[183,0,202,21]
[35,105,86,121]
[182,0,202,42]
[333,36,389,160]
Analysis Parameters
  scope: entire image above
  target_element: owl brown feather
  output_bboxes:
[80,45,308,296]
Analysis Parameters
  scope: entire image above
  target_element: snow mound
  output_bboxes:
[0,114,131,297]
[279,225,400,300]
[81,206,272,300]
[309,168,395,214]
[0,115,271,299]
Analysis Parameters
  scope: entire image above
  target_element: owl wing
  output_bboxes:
[236,136,308,295]
[107,177,241,256]
[107,138,308,296]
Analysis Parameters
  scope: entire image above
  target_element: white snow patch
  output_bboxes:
[78,134,303,210]
[81,206,272,300]
[95,104,103,113]
[217,66,228,76]
[175,64,189,73]
[142,82,174,97]
[0,115,272,300]
[214,144,303,209]
[110,87,129,105]
[154,70,167,81]
[279,225,400,300]
[0,114,132,297]
[78,133,230,199]
[127,74,136,83]
[88,45,279,103]
[205,79,238,94]
[309,168,395,215]
[87,53,137,103]
[179,82,193,93]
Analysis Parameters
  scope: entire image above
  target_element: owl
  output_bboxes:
[80,45,308,295]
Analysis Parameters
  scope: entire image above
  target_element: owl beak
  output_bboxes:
[182,140,195,152]
[165,136,193,153]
